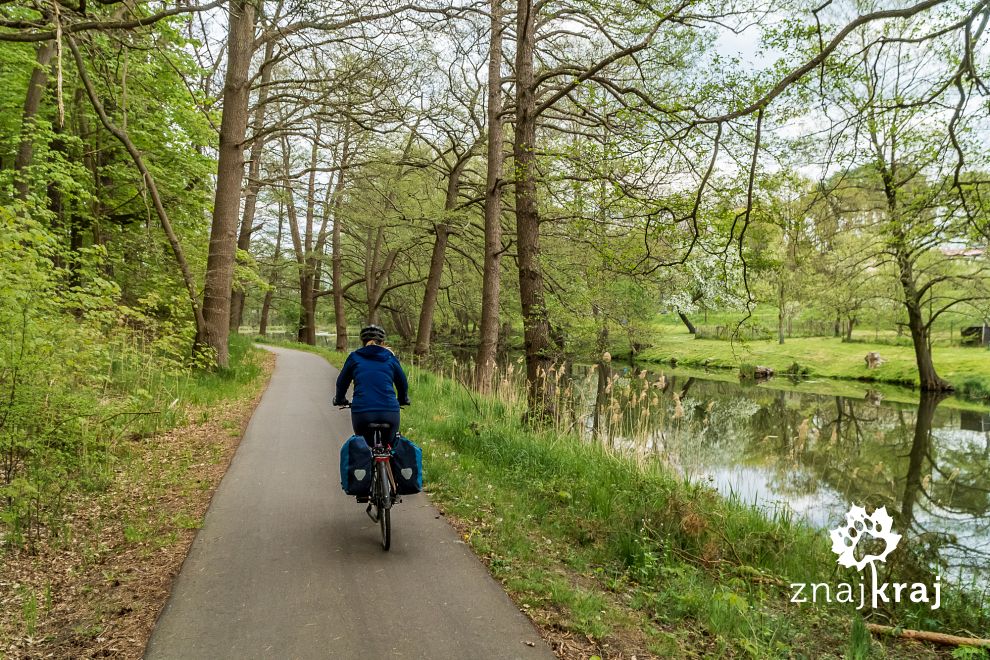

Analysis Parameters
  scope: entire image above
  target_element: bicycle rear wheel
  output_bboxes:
[377,462,391,551]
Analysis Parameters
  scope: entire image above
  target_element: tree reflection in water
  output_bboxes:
[582,368,990,586]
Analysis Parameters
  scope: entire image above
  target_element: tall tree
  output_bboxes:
[819,21,990,390]
[199,0,256,367]
[475,0,506,391]
[413,62,484,355]
[230,39,277,332]
[12,41,55,199]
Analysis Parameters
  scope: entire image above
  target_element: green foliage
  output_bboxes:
[952,646,990,660]
[0,204,240,549]
[846,616,872,660]
[956,377,990,402]
[0,8,228,550]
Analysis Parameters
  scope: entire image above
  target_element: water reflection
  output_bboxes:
[645,372,990,585]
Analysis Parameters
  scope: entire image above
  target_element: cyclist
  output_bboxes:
[332,324,410,446]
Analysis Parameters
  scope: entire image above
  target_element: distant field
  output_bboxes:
[637,323,990,393]
[650,307,984,347]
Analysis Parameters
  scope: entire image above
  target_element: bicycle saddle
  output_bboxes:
[367,423,390,430]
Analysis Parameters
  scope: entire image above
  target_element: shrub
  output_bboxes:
[0,210,196,549]
[956,377,990,402]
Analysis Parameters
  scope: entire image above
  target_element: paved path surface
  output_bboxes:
[145,345,553,660]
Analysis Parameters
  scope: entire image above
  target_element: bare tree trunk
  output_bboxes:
[296,123,322,345]
[13,41,55,198]
[391,308,416,342]
[678,311,697,335]
[281,136,309,344]
[415,160,467,356]
[258,290,274,336]
[230,40,276,332]
[514,0,555,419]
[887,200,951,391]
[475,0,506,392]
[902,281,950,391]
[299,274,316,344]
[316,123,351,351]
[199,0,256,367]
[365,227,380,324]
[332,166,348,350]
[258,213,283,337]
[414,223,449,355]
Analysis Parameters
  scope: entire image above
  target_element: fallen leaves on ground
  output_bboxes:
[0,353,274,659]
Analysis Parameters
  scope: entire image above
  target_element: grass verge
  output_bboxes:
[296,342,989,659]
[0,337,274,658]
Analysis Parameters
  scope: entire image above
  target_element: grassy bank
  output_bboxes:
[0,336,273,657]
[646,364,990,413]
[636,326,990,397]
[303,344,989,658]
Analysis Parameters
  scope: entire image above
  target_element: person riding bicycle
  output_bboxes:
[332,324,410,446]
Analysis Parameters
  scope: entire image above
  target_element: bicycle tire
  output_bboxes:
[378,462,391,551]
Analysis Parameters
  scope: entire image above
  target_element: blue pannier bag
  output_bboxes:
[390,435,423,494]
[340,435,373,495]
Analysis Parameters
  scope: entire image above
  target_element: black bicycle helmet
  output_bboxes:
[360,324,386,344]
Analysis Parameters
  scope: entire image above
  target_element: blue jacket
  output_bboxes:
[334,345,409,413]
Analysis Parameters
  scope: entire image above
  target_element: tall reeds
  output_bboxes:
[413,353,671,461]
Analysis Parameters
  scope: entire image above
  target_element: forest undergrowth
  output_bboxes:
[0,210,274,656]
[0,337,272,657]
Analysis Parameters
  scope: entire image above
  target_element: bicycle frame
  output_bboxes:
[369,427,398,506]
[365,426,398,550]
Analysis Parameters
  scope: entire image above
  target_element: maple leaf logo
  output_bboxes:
[829,505,901,571]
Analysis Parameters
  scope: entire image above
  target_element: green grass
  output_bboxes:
[293,342,989,657]
[1,335,270,656]
[637,325,990,395]
[0,334,264,549]
[652,363,990,412]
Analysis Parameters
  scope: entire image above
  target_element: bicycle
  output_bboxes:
[364,422,398,551]
[337,404,399,551]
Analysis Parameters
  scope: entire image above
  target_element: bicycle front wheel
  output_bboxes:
[377,462,391,551]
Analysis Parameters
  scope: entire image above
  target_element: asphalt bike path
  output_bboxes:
[145,345,553,659]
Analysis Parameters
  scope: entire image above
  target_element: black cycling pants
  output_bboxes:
[351,410,400,446]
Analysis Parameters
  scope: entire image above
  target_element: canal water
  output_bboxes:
[624,368,989,587]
